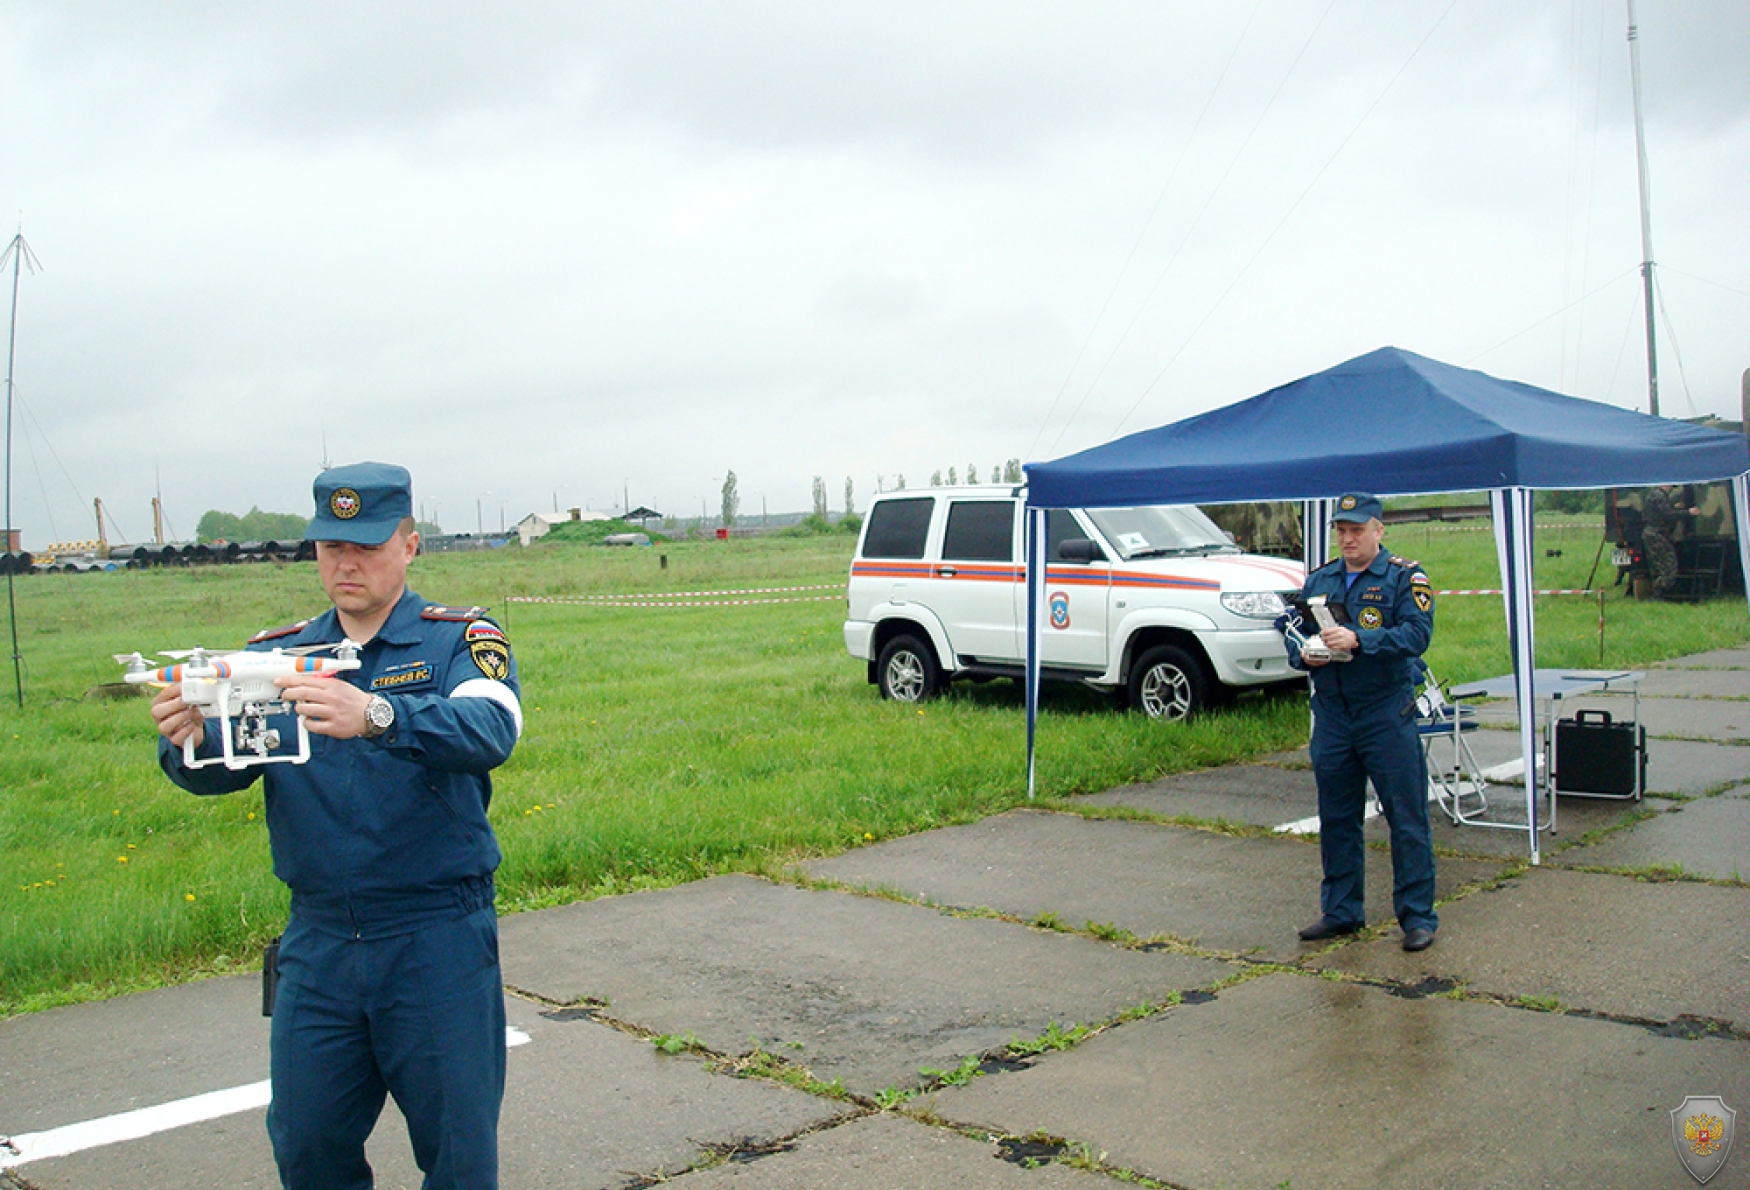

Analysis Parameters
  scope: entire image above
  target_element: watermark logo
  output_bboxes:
[1672,1096,1736,1184]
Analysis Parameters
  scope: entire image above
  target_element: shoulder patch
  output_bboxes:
[1390,556,1421,569]
[249,617,315,643]
[421,604,492,622]
[464,620,507,645]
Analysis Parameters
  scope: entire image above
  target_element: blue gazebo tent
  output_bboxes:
[1022,346,1750,862]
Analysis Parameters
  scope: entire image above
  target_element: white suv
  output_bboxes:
[844,486,1306,719]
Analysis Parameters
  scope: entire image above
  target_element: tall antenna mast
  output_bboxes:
[3,228,43,707]
[1626,0,1659,416]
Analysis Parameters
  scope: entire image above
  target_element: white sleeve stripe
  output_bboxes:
[450,678,524,738]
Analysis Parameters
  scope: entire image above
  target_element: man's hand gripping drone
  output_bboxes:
[1275,596,1353,664]
[119,642,362,770]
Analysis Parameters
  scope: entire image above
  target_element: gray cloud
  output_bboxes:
[2,1,1746,547]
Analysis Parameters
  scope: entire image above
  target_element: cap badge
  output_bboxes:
[1339,495,1357,511]
[330,488,362,520]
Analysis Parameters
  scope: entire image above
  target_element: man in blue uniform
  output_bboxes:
[1281,493,1438,952]
[151,462,522,1189]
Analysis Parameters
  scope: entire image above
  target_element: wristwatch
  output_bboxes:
[361,695,395,739]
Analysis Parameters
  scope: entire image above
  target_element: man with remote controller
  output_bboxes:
[1279,492,1438,954]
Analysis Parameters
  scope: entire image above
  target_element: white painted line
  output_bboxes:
[3,1080,272,1168]
[2,1027,533,1169]
[1275,780,1461,835]
[1275,799,1382,835]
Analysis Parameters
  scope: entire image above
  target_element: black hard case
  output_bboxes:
[1553,708,1644,798]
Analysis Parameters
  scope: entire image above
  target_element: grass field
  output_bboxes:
[2,519,1745,1018]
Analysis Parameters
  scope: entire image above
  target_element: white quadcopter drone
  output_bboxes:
[118,642,362,770]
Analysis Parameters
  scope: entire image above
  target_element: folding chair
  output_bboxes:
[1415,666,1490,825]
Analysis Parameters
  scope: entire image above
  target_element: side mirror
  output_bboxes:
[1057,538,1103,564]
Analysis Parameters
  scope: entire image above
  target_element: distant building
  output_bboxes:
[515,507,610,546]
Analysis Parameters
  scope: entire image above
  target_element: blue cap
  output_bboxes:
[305,462,413,545]
[1331,493,1383,524]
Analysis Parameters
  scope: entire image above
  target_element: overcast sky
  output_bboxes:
[3,1,1746,546]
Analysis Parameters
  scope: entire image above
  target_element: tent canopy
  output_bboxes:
[1026,346,1750,508]
[1018,346,1750,864]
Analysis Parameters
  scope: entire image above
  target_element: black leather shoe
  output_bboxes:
[1402,927,1437,952]
[1298,917,1363,941]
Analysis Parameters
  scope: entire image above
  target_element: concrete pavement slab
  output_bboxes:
[8,996,847,1190]
[1554,793,1750,881]
[1428,722,1743,798]
[667,1113,1102,1190]
[499,875,1231,1097]
[930,972,1750,1190]
[1634,668,1750,698]
[0,973,267,1138]
[1309,867,1750,1028]
[1466,692,1750,742]
[1636,737,1750,797]
[1651,647,1750,669]
[1075,763,1317,828]
[805,811,1505,963]
[1606,697,1750,742]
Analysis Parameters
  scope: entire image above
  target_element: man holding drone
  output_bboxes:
[150,461,522,1190]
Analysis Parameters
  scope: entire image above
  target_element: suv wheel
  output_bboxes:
[877,635,942,703]
[1128,644,1207,721]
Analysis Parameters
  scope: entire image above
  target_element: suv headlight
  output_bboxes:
[1220,591,1288,619]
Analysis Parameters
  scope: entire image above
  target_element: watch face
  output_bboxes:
[368,697,394,730]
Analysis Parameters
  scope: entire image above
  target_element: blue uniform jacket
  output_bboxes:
[1283,548,1434,712]
[160,589,522,935]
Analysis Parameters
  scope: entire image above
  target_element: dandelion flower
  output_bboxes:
[117,856,129,864]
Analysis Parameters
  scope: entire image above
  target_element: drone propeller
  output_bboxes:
[113,651,150,667]
[278,640,360,657]
[158,648,214,660]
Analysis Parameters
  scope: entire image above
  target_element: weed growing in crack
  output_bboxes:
[917,1054,983,1088]
[1006,1020,1092,1057]
[651,1031,702,1055]
[874,1085,918,1110]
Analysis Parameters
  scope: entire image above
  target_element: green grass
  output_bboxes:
[0,523,1744,1017]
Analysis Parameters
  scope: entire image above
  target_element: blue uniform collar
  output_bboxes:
[298,588,426,650]
[1341,546,1390,579]
[372,589,428,647]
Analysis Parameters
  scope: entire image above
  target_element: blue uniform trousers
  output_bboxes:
[1309,692,1438,933]
[267,905,506,1190]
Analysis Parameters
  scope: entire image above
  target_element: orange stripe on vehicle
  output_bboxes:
[851,562,934,578]
[1111,574,1223,592]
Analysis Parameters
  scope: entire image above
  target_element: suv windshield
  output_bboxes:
[1085,505,1239,561]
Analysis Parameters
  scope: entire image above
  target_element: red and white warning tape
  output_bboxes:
[1435,589,1596,596]
[510,584,840,603]
[507,585,842,609]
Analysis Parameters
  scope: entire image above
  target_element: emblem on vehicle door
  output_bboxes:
[1049,591,1071,630]
[1672,1096,1736,1184]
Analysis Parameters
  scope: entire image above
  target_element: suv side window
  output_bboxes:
[942,501,1016,562]
[1048,508,1102,561]
[863,497,934,559]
